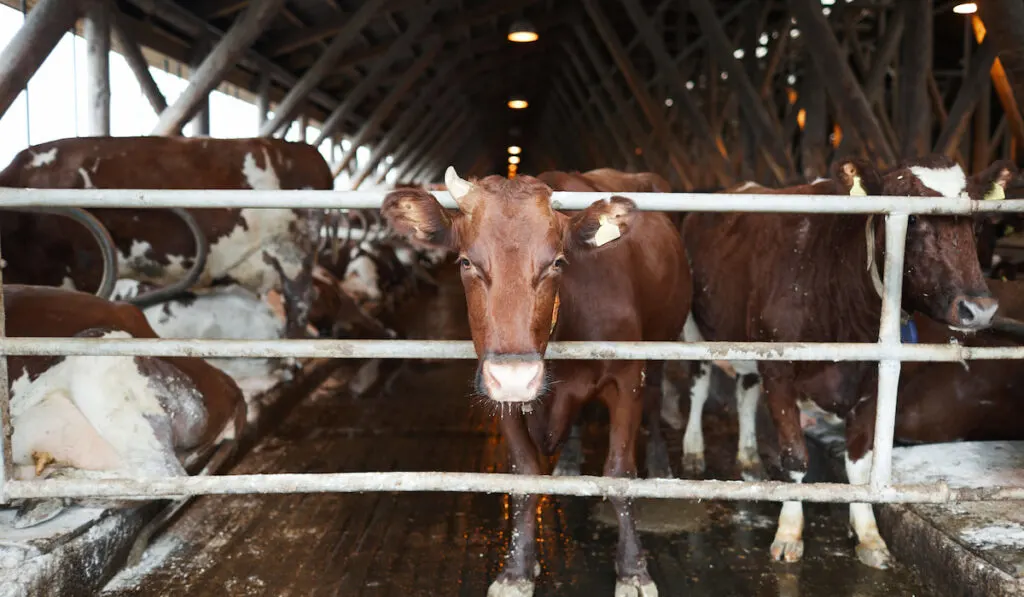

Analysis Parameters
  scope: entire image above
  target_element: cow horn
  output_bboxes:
[445,166,474,206]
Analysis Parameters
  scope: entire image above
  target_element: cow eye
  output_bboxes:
[458,256,472,268]
[552,256,568,269]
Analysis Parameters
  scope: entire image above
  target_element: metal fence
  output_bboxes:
[3,188,1024,506]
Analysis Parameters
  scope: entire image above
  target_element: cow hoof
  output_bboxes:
[13,498,67,528]
[770,537,804,563]
[856,541,892,569]
[486,577,535,597]
[738,453,766,481]
[681,453,705,479]
[615,576,659,597]
[646,451,672,479]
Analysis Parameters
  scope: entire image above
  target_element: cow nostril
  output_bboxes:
[957,299,975,323]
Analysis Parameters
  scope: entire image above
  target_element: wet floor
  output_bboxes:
[101,270,936,596]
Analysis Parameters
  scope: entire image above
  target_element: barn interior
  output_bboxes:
[1,0,1024,596]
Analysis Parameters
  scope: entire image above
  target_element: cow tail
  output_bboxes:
[4,207,119,300]
[126,208,209,308]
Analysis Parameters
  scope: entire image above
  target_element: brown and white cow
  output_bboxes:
[683,155,1009,569]
[0,136,332,338]
[6,284,244,526]
[895,278,1024,444]
[383,167,689,597]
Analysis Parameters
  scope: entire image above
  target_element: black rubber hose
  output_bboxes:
[1,207,118,300]
[126,208,209,308]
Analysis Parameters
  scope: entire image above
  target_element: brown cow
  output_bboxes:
[0,136,332,338]
[383,168,689,597]
[6,284,244,525]
[684,155,1010,569]
[895,279,1024,444]
[535,167,677,480]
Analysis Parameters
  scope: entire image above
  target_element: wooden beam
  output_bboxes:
[788,0,895,165]
[569,34,666,178]
[559,63,629,169]
[188,38,211,136]
[689,0,793,183]
[562,53,639,171]
[258,0,386,137]
[313,3,438,146]
[971,13,1024,149]
[188,0,249,20]
[377,99,465,185]
[110,8,166,115]
[0,0,84,120]
[151,0,286,136]
[84,0,111,136]
[332,42,440,176]
[350,84,459,188]
[895,0,931,159]
[619,0,731,186]
[261,0,420,56]
[977,0,1024,142]
[800,66,828,180]
[973,61,992,174]
[400,112,471,183]
[256,72,270,128]
[581,0,693,188]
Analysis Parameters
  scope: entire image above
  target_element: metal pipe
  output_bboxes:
[870,214,910,489]
[0,337,1022,361]
[7,472,1024,503]
[84,0,111,136]
[1,189,1024,214]
[0,226,10,503]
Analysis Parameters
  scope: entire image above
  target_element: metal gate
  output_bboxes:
[2,187,1024,506]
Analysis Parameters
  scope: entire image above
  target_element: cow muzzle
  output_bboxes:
[948,294,999,331]
[479,356,545,403]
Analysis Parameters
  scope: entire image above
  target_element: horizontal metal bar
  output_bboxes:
[6,472,1024,503]
[0,337,1022,361]
[0,188,1022,214]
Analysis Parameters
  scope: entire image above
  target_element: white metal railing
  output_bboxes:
[1,189,1023,506]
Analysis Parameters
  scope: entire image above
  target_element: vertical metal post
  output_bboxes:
[84,0,111,136]
[0,227,11,503]
[869,213,909,490]
[257,72,270,128]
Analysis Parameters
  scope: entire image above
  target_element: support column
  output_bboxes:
[933,40,997,159]
[84,0,111,136]
[256,72,270,128]
[0,0,83,120]
[189,39,211,136]
[152,0,285,136]
[977,0,1024,132]
[896,0,932,159]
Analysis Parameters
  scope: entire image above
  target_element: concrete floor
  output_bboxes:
[97,269,936,596]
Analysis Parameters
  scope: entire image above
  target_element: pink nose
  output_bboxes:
[481,360,544,402]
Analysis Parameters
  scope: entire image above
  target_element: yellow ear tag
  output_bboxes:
[593,214,621,247]
[985,182,1006,201]
[849,175,867,196]
[549,292,560,336]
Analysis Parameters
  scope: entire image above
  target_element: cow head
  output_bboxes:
[382,167,636,403]
[884,155,1010,330]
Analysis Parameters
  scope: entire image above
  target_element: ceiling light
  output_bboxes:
[508,145,522,155]
[508,19,538,42]
[953,3,977,14]
[509,155,521,165]
[507,96,528,109]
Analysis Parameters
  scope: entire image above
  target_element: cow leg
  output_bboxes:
[658,370,684,430]
[545,369,593,477]
[845,399,892,569]
[681,361,712,478]
[603,365,657,597]
[488,410,543,597]
[734,363,765,481]
[642,361,672,479]
[552,423,583,477]
[762,374,808,564]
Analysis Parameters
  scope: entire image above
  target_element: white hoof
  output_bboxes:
[681,452,705,478]
[487,578,535,597]
[615,577,659,597]
[856,539,892,569]
[770,537,804,563]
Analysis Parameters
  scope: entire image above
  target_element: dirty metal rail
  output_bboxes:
[0,337,1022,361]
[6,472,1024,503]
[2,190,1024,506]
[0,187,1021,214]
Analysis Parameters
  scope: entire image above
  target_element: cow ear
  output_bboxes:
[972,160,1018,201]
[382,188,457,250]
[832,158,883,196]
[568,195,637,250]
